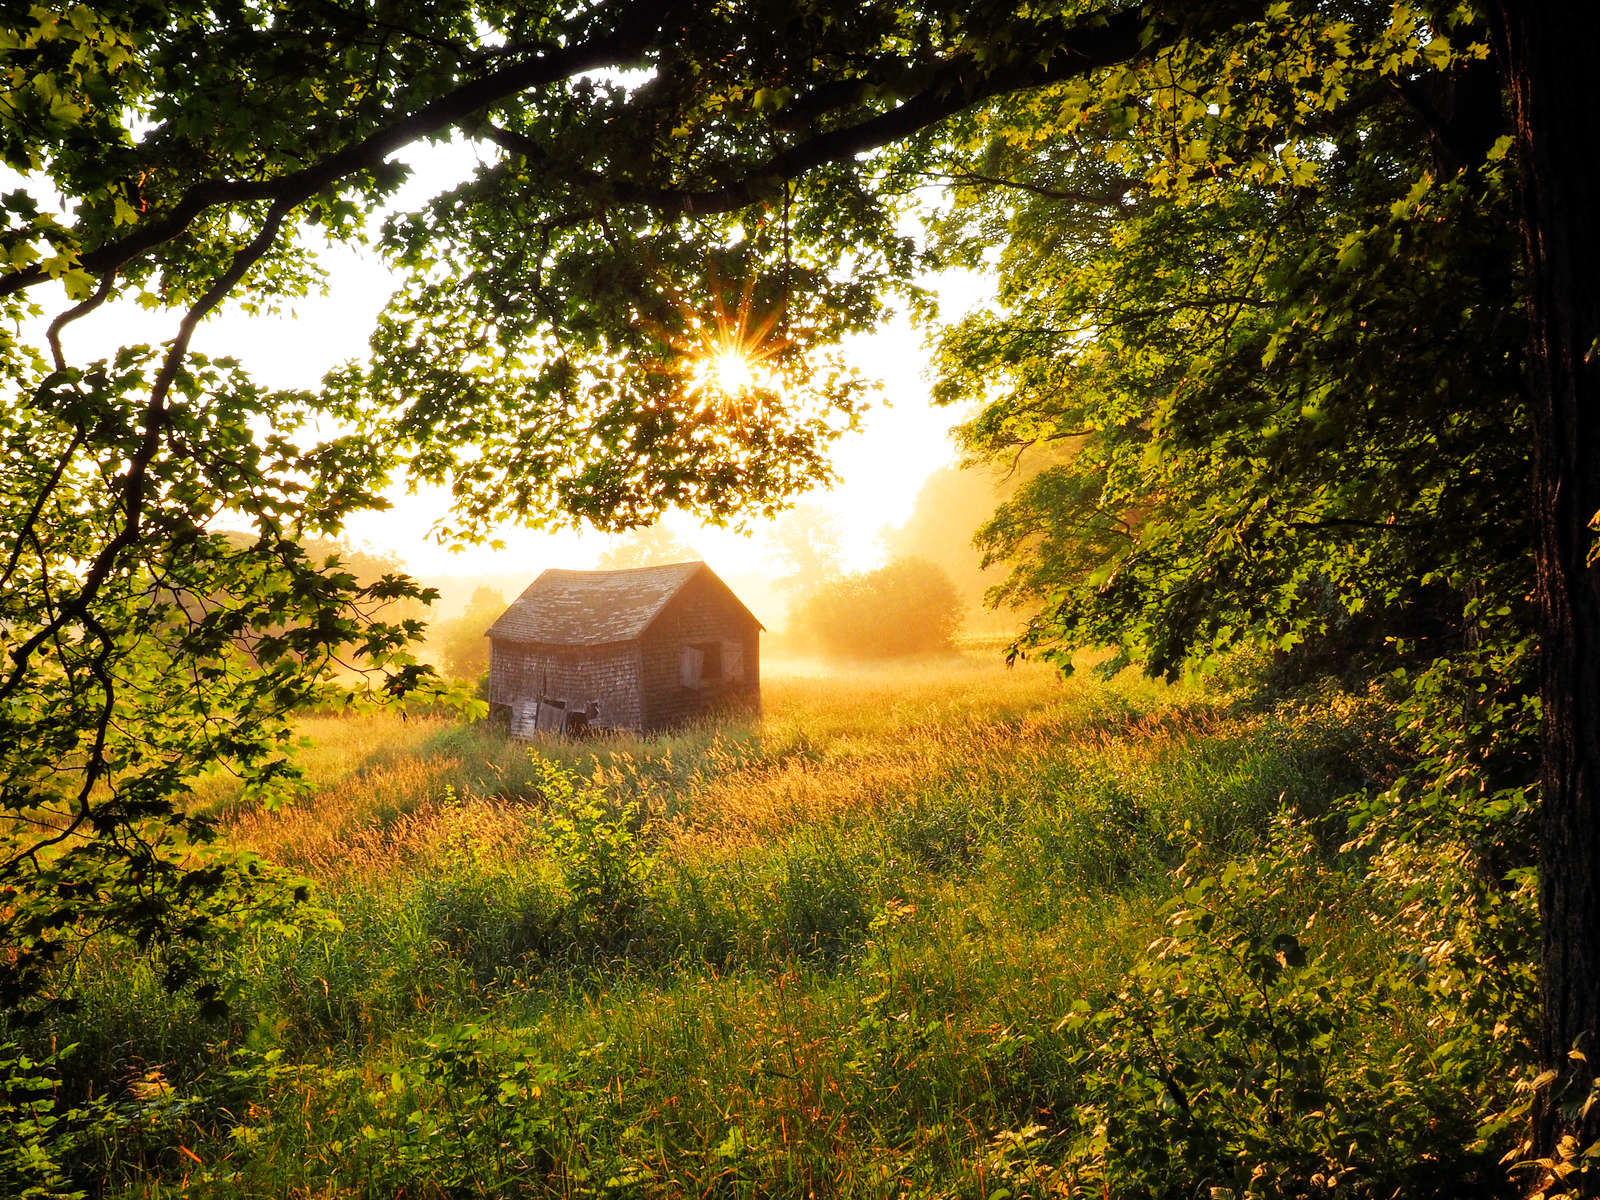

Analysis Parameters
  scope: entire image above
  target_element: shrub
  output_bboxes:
[535,758,655,947]
[1,1043,88,1200]
[791,557,962,659]
[1010,824,1518,1200]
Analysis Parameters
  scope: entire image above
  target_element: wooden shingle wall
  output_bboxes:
[638,571,760,730]
[488,640,644,731]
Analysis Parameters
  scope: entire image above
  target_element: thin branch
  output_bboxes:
[1286,516,1427,533]
[0,424,85,593]
[477,7,1168,216]
[925,168,1137,207]
[0,201,294,705]
[46,270,117,371]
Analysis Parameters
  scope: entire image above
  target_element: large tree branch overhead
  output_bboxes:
[0,0,674,299]
[485,2,1178,212]
[1,1,1258,301]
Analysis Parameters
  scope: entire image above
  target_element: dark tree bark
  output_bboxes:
[1495,0,1600,1179]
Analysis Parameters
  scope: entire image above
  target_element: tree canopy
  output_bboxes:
[791,556,963,658]
[933,2,1527,682]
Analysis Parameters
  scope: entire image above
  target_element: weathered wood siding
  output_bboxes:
[638,571,761,730]
[488,640,643,731]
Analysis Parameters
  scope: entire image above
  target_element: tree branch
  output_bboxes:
[479,3,1228,215]
[46,271,118,372]
[0,201,295,704]
[925,167,1138,207]
[0,1,675,300]
[2,1,1269,300]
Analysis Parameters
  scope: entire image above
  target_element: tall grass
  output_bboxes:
[12,652,1514,1199]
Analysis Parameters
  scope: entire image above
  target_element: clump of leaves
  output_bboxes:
[1031,823,1515,1199]
[0,1043,92,1200]
[534,757,655,946]
[174,1026,570,1196]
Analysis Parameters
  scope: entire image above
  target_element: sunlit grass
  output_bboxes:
[22,649,1423,1198]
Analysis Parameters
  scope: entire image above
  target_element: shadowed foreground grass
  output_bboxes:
[16,654,1526,1198]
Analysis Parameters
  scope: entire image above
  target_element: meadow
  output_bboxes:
[16,653,1530,1198]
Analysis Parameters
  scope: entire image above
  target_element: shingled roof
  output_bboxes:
[486,562,758,646]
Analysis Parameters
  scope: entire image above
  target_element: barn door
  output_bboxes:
[679,645,704,688]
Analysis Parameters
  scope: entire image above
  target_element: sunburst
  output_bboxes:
[697,347,758,396]
[678,274,788,408]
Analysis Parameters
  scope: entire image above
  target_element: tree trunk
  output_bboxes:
[1495,0,1600,1179]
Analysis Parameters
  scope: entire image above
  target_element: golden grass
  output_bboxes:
[223,652,1223,885]
[44,644,1444,1200]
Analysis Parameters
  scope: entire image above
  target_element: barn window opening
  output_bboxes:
[680,641,723,688]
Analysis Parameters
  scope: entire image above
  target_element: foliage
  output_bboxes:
[932,6,1526,685]
[0,412,442,1016]
[1045,829,1518,1199]
[298,538,430,626]
[0,1043,89,1200]
[790,556,963,658]
[920,9,1556,1169]
[534,757,655,945]
[435,585,506,681]
[323,1024,567,1194]
[0,659,1534,1197]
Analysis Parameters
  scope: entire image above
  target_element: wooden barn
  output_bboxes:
[485,561,762,736]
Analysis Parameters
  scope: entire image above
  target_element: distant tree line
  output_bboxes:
[790,557,962,659]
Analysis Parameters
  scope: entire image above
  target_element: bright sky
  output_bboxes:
[338,258,981,579]
[44,141,991,585]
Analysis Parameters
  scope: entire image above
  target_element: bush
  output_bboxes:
[995,823,1519,1200]
[791,557,962,659]
[1,1043,88,1200]
[535,758,655,947]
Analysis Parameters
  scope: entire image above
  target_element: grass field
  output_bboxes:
[19,653,1529,1198]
